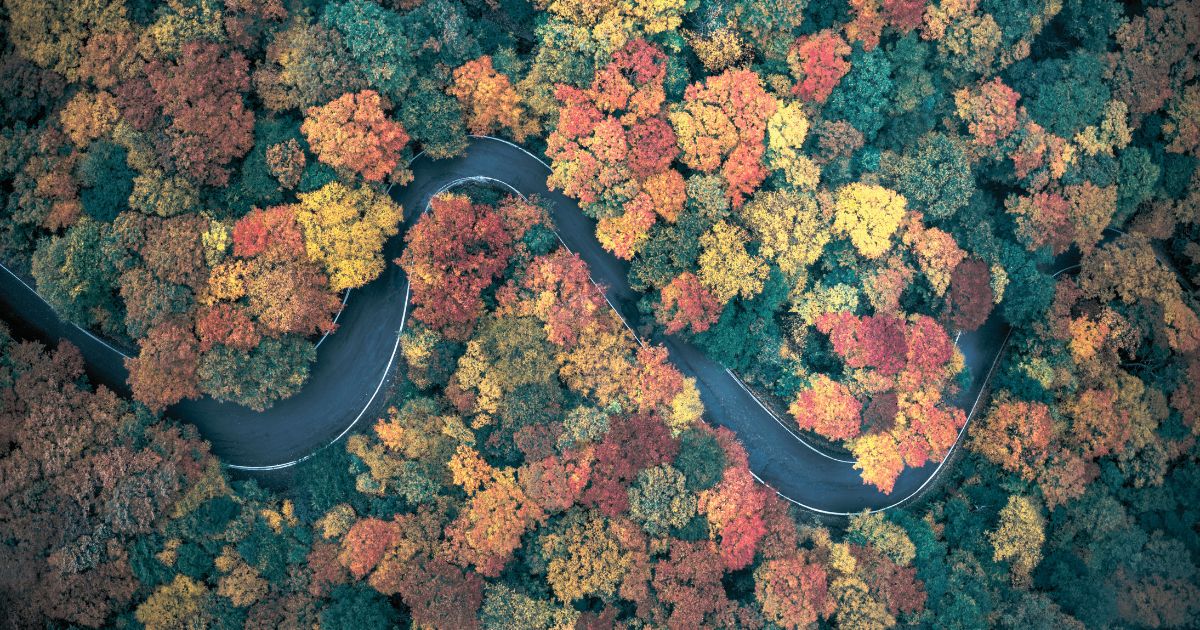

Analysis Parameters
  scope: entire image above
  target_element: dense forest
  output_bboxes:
[2,0,1199,627]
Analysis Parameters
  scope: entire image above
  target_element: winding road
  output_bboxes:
[0,136,1033,515]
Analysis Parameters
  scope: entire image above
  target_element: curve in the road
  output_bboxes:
[0,136,1042,514]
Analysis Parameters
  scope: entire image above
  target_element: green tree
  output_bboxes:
[197,336,316,410]
[31,217,126,337]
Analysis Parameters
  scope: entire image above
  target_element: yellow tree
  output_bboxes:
[295,182,404,291]
[849,433,906,494]
[833,183,907,260]
[989,495,1045,586]
[741,189,830,277]
[766,102,820,190]
[135,575,212,630]
[539,510,635,603]
[698,220,768,303]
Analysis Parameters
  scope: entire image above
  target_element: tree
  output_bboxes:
[508,250,608,347]
[302,90,410,183]
[253,20,368,112]
[901,213,966,297]
[833,183,907,260]
[196,336,316,410]
[787,30,851,104]
[144,41,255,187]
[699,457,767,570]
[741,190,829,277]
[1163,85,1200,156]
[338,517,401,579]
[954,78,1022,147]
[989,495,1045,586]
[883,133,973,221]
[480,583,578,629]
[5,0,129,80]
[697,220,768,303]
[126,320,201,410]
[766,102,820,190]
[755,551,835,629]
[947,259,994,331]
[651,540,734,628]
[539,510,633,603]
[669,69,777,207]
[733,0,807,60]
[449,56,536,142]
[0,331,210,628]
[790,375,863,441]
[545,38,677,237]
[446,466,542,577]
[319,0,415,99]
[265,139,306,190]
[627,464,696,536]
[453,316,560,419]
[135,575,212,630]
[319,584,400,630]
[402,194,514,340]
[31,216,125,338]
[295,182,404,291]
[655,272,721,336]
[77,141,134,222]
[232,205,306,260]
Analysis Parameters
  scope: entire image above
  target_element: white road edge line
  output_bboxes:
[0,260,132,359]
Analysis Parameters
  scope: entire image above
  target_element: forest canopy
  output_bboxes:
[1,0,1199,627]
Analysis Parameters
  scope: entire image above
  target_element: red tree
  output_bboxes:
[656,272,722,335]
[516,251,607,347]
[400,195,514,341]
[947,259,994,331]
[787,30,851,104]
[232,205,306,260]
[125,319,201,410]
[145,41,255,186]
[790,374,863,441]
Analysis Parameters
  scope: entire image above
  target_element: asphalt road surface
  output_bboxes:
[0,136,1056,514]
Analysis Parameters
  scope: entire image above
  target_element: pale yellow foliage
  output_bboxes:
[217,563,268,607]
[847,510,917,565]
[791,282,861,326]
[205,260,247,304]
[667,377,703,434]
[538,0,686,55]
[766,102,819,190]
[990,263,1008,303]
[698,220,768,302]
[60,90,121,146]
[200,218,230,267]
[989,495,1045,586]
[170,460,230,519]
[556,328,634,404]
[135,575,211,630]
[295,182,404,291]
[318,504,358,539]
[156,539,181,567]
[743,190,830,277]
[833,183,907,259]
[831,575,896,630]
[259,499,297,533]
[1075,100,1132,157]
[687,27,748,72]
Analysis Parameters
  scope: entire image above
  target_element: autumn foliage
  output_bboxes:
[302,89,410,183]
[402,194,515,340]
